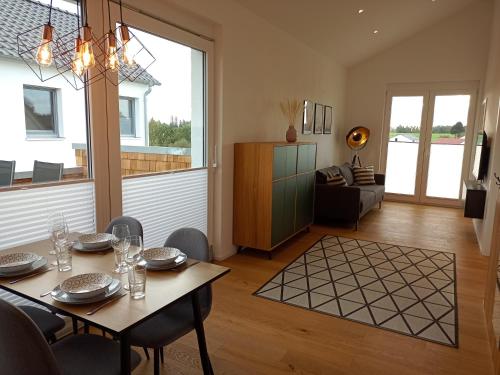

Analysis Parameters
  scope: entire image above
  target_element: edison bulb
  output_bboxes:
[81,40,95,69]
[36,42,53,66]
[36,24,54,67]
[71,52,85,76]
[106,32,119,72]
[122,42,136,67]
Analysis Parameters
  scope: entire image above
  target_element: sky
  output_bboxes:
[39,0,194,123]
[390,95,471,130]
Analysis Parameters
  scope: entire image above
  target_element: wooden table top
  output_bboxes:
[0,235,230,334]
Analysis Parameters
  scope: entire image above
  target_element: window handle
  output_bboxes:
[495,172,500,187]
[212,144,218,168]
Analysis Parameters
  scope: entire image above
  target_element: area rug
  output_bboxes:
[254,235,458,347]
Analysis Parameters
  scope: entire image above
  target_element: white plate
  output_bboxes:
[146,252,187,271]
[51,279,122,305]
[72,241,112,252]
[0,257,48,278]
[60,273,113,300]
[143,247,181,266]
[78,233,113,249]
[0,252,41,273]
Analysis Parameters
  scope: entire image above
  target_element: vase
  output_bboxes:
[286,125,297,143]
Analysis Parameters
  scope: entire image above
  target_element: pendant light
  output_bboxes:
[80,0,95,70]
[105,0,120,72]
[35,1,54,66]
[118,0,136,67]
[70,2,85,77]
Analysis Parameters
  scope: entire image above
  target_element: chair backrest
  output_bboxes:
[0,160,15,187]
[0,299,61,375]
[105,216,144,238]
[164,228,212,315]
[32,160,64,184]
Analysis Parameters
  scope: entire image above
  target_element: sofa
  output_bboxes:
[314,163,385,230]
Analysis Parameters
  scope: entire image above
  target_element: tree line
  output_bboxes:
[148,118,191,148]
[393,122,465,137]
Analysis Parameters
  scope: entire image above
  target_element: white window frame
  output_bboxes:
[23,84,61,139]
[118,96,137,137]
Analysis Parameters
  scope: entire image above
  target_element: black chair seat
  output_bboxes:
[18,305,65,340]
[52,334,141,375]
[129,296,209,348]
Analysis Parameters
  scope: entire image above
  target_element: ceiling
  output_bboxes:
[232,0,485,66]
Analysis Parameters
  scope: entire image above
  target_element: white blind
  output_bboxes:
[0,182,96,251]
[122,169,208,248]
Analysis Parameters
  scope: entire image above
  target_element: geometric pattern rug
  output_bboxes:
[254,235,458,347]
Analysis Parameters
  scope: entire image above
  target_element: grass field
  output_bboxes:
[389,132,463,141]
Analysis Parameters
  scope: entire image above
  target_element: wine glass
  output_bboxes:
[111,224,130,274]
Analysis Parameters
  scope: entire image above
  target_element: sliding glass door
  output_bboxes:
[382,84,477,206]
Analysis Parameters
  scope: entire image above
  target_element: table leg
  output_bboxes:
[191,292,213,375]
[120,331,131,375]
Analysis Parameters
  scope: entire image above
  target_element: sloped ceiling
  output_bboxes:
[232,0,486,66]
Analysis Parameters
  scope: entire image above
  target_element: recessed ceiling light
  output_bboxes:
[358,9,365,14]
[373,29,379,34]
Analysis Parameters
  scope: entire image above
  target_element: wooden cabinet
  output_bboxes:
[233,142,317,255]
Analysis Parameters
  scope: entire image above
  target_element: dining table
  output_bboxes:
[0,234,230,375]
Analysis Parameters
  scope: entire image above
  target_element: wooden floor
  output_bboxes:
[133,202,493,375]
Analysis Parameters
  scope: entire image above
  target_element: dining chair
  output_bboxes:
[105,216,144,238]
[129,228,213,375]
[18,305,65,344]
[0,160,15,187]
[32,160,64,184]
[0,299,141,375]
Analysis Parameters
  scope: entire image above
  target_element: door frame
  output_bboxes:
[381,81,480,206]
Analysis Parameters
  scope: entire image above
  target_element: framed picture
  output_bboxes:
[314,103,324,134]
[323,106,333,134]
[302,100,314,135]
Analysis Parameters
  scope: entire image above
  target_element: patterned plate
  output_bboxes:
[143,247,181,266]
[72,241,112,253]
[146,252,187,271]
[0,257,48,277]
[78,233,114,249]
[0,252,41,273]
[60,273,113,299]
[51,279,122,305]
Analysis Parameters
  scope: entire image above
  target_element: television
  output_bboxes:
[472,131,490,181]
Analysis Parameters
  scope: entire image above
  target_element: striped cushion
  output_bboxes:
[327,174,347,186]
[353,166,376,185]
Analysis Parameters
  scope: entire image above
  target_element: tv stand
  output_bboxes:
[464,180,486,219]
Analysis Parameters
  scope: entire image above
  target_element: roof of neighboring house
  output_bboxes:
[0,0,160,86]
[433,137,465,145]
[390,134,419,142]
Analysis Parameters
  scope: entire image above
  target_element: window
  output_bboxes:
[119,97,136,137]
[24,86,59,138]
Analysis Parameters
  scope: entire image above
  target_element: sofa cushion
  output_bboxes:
[359,184,385,202]
[339,163,354,186]
[327,174,347,186]
[316,166,340,184]
[353,166,376,185]
[359,189,377,215]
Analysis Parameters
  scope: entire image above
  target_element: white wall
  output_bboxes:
[0,57,87,172]
[473,0,500,255]
[129,0,347,259]
[346,1,492,169]
[0,57,150,173]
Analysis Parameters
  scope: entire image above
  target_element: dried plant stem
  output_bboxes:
[280,99,303,127]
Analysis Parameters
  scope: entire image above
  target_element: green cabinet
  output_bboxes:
[233,142,317,254]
